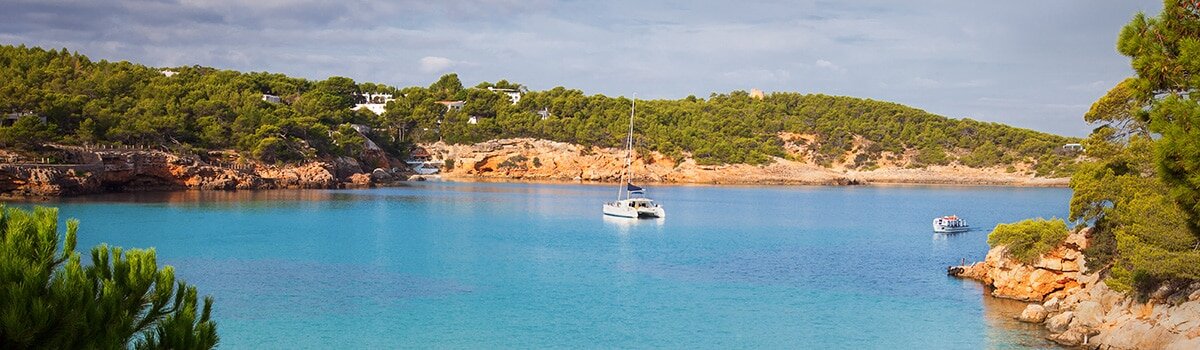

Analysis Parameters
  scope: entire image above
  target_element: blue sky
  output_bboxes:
[0,1,1162,136]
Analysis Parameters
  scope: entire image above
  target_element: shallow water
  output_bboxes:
[20,182,1070,349]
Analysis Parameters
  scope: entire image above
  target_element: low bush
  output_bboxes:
[987,218,1070,263]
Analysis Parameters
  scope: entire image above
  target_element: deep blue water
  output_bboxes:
[23,183,1071,349]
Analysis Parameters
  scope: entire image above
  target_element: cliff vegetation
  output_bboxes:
[0,45,1078,174]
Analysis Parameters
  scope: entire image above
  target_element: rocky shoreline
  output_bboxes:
[951,229,1200,349]
[424,138,1070,187]
[0,147,405,198]
[0,138,1071,198]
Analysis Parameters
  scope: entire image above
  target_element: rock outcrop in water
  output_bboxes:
[952,229,1200,349]
[954,229,1090,302]
[0,147,404,197]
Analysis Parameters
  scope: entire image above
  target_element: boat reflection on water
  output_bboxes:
[602,213,664,235]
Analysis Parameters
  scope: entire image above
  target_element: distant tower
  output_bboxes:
[750,88,765,99]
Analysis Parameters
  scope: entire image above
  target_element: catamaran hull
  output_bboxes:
[602,204,664,218]
[933,226,970,233]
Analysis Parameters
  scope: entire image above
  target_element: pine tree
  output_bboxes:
[0,206,218,349]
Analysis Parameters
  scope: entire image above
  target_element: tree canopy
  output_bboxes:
[1056,0,1200,296]
[0,44,1077,172]
[1117,1,1200,239]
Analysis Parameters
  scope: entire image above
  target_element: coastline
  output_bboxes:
[0,138,1069,199]
[421,138,1071,189]
[427,174,1069,188]
[950,229,1200,349]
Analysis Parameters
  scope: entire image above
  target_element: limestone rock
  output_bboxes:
[421,137,1054,186]
[1071,301,1103,329]
[1042,297,1060,313]
[951,229,1090,302]
[348,173,372,188]
[1046,311,1074,334]
[1048,328,1086,347]
[1018,304,1048,323]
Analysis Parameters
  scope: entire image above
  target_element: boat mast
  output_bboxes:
[617,95,636,201]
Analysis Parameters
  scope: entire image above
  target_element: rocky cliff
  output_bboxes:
[0,147,402,197]
[424,138,1068,186]
[953,230,1200,349]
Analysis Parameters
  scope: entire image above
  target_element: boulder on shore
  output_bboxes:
[1018,304,1047,323]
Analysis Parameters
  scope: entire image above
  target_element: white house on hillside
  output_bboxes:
[436,100,465,111]
[487,87,523,104]
[353,93,395,115]
[262,94,282,104]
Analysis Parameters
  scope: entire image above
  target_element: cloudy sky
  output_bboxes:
[0,1,1161,136]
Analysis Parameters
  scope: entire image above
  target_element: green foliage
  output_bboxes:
[0,205,217,349]
[428,73,464,100]
[914,143,950,166]
[1117,2,1200,239]
[1062,1,1200,294]
[987,218,1071,264]
[499,154,529,169]
[0,115,56,149]
[0,45,401,163]
[961,142,1004,168]
[0,44,1077,171]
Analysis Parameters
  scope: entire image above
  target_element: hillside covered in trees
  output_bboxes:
[0,44,1078,175]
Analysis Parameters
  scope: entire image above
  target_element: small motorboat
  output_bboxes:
[933,215,969,233]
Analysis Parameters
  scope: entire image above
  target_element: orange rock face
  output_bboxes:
[0,149,380,197]
[952,228,1200,349]
[424,138,1067,186]
[955,230,1090,302]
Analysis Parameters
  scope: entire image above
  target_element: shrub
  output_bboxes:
[987,218,1070,263]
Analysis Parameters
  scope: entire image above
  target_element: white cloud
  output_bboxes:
[418,56,455,73]
[0,0,1164,136]
[815,59,835,69]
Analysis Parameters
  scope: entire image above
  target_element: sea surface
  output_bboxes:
[21,182,1072,349]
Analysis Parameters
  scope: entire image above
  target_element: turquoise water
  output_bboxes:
[27,183,1069,348]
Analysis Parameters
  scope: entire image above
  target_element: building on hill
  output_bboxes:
[353,93,395,115]
[487,87,523,104]
[261,94,282,104]
[750,88,765,99]
[1063,143,1084,152]
[437,100,465,111]
[537,107,551,120]
[2,111,43,127]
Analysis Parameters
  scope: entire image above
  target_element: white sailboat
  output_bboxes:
[603,96,665,219]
